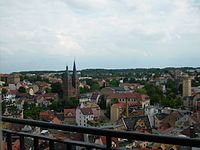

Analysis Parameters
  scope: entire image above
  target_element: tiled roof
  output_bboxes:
[64,109,76,118]
[123,115,152,131]
[80,108,93,115]
[36,81,49,87]
[0,74,11,77]
[113,102,141,108]
[51,117,61,124]
[155,113,168,120]
[107,92,149,100]
[91,92,99,100]
[9,90,17,95]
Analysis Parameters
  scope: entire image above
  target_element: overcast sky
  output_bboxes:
[0,0,200,73]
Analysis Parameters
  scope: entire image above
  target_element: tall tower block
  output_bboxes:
[182,76,191,97]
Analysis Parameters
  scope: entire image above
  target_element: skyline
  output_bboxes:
[1,0,200,73]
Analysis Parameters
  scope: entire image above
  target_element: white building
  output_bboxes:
[76,104,94,127]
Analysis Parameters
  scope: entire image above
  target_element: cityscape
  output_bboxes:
[1,62,200,149]
[1,0,200,150]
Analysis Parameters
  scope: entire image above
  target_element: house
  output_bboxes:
[39,111,54,121]
[154,113,169,128]
[64,109,76,124]
[111,102,143,122]
[90,92,100,103]
[95,136,120,148]
[122,115,152,133]
[84,102,100,121]
[119,83,144,91]
[106,92,150,108]
[76,105,94,127]
[153,110,183,129]
[51,117,61,124]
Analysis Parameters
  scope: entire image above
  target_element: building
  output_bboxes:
[76,105,94,127]
[62,60,79,99]
[182,76,191,97]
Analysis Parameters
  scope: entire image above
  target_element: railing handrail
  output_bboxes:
[1,116,200,147]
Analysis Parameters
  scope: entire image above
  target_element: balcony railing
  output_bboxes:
[1,116,200,150]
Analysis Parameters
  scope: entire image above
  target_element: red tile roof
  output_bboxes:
[107,92,149,101]
[0,74,11,77]
[80,108,93,115]
[64,109,76,118]
[113,101,141,108]
[36,81,49,87]
[9,90,17,95]
[51,117,61,124]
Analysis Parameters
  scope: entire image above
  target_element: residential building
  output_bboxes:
[76,105,94,127]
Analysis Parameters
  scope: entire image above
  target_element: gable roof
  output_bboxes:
[90,92,99,100]
[64,109,76,118]
[80,108,93,115]
[51,117,61,124]
[107,92,149,101]
[155,113,168,120]
[123,115,152,131]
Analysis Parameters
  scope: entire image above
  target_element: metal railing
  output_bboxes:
[1,116,200,150]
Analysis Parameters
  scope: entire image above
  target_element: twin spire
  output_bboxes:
[65,59,77,88]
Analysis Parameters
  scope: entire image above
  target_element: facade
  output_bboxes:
[62,61,79,99]
[76,107,94,127]
[182,76,191,97]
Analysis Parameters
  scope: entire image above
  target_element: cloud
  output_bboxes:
[0,0,200,72]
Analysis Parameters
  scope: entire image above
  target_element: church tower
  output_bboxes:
[63,65,69,98]
[62,60,79,100]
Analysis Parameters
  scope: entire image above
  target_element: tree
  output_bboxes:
[18,86,26,93]
[135,88,147,94]
[1,88,8,95]
[98,95,106,109]
[24,105,42,119]
[1,101,6,113]
[111,98,118,105]
[64,97,79,108]
[45,87,51,93]
[108,79,119,87]
[144,84,163,104]
[51,82,63,98]
[49,100,63,112]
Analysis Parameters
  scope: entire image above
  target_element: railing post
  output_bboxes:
[49,140,54,150]
[34,137,39,150]
[20,135,25,150]
[106,136,112,149]
[6,133,12,150]
[66,143,72,150]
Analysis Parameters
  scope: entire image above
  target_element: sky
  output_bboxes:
[0,0,200,73]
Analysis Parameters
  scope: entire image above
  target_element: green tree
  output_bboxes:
[18,86,26,93]
[24,106,42,119]
[64,97,79,108]
[1,88,8,95]
[80,87,90,94]
[49,100,63,112]
[98,95,106,109]
[108,79,119,87]
[1,101,6,113]
[51,82,63,98]
[111,98,118,105]
[144,84,163,104]
[135,88,147,94]
[45,87,51,93]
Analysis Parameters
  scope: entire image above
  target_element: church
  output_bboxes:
[62,60,79,99]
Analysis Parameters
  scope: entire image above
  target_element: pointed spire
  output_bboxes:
[72,59,77,88]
